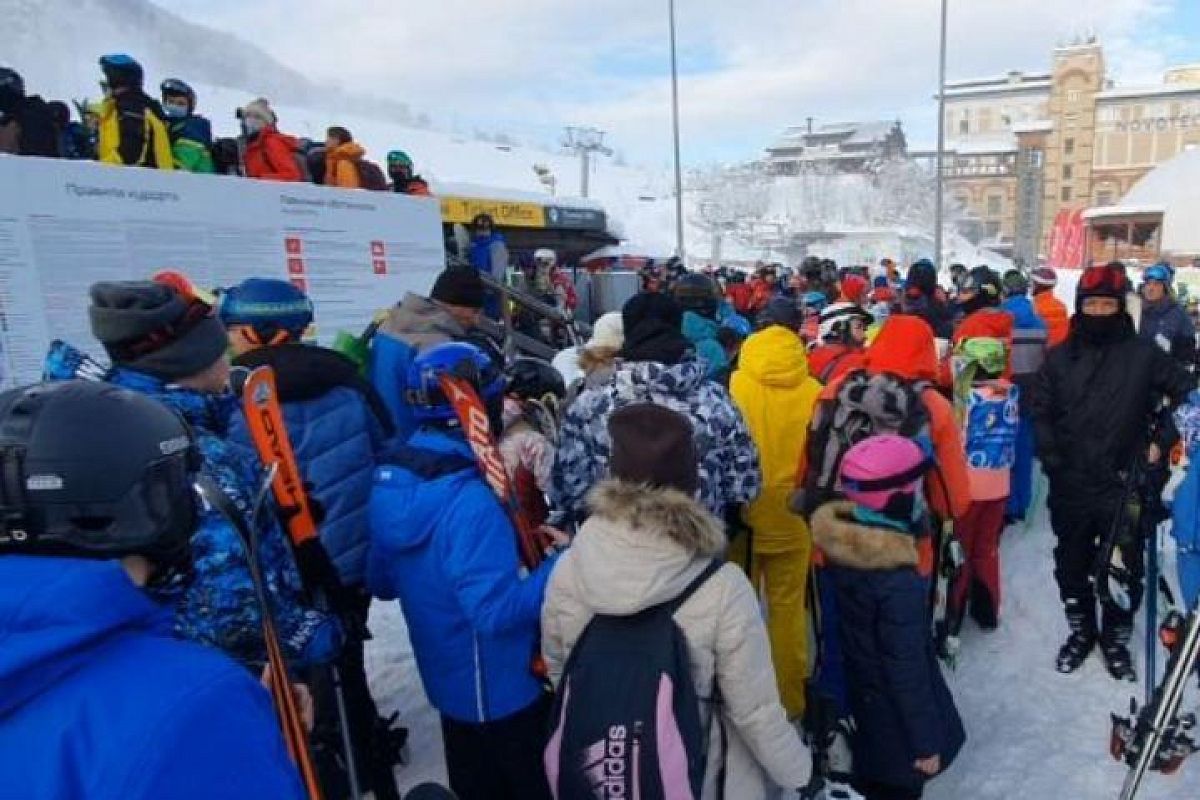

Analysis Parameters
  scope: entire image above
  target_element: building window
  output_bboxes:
[985,220,1002,239]
[959,119,969,135]
[1061,186,1073,202]
[1064,137,1075,156]
[1067,89,1082,103]
[987,195,1002,216]
[1096,190,1114,206]
[1063,164,1073,180]
[1029,149,1044,168]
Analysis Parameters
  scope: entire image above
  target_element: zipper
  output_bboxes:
[632,721,642,800]
[473,633,486,721]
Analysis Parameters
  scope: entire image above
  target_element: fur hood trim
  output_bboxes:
[586,479,725,557]
[578,346,620,375]
[811,501,918,571]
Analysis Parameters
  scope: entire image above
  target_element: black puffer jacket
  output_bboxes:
[1032,313,1194,497]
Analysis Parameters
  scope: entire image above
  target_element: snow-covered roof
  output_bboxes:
[1082,204,1167,220]
[1011,120,1054,134]
[943,77,1052,99]
[944,135,1019,155]
[1085,148,1200,254]
[768,121,899,152]
[435,180,603,211]
[1096,83,1200,101]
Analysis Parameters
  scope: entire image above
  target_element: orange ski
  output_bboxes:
[438,373,554,569]
[240,366,319,546]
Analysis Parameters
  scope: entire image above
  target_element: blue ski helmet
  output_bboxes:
[1144,262,1174,286]
[801,291,829,312]
[408,342,504,421]
[218,278,314,343]
[99,54,144,89]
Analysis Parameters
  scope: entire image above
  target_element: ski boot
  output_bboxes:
[1056,600,1098,674]
[1101,623,1138,683]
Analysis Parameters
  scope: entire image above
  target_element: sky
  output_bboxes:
[157,0,1200,168]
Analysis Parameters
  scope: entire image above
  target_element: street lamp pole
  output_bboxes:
[669,0,686,261]
[934,0,949,269]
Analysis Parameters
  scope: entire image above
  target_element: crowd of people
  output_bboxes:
[0,57,431,194]
[2,116,1200,797]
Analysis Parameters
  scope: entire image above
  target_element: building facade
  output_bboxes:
[939,41,1200,264]
[765,120,907,176]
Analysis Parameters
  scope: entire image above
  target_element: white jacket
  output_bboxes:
[541,480,810,799]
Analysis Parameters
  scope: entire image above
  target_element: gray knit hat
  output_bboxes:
[89,281,229,380]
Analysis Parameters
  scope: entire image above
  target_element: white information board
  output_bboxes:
[0,156,446,387]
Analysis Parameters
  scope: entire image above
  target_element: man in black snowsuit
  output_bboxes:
[1033,263,1195,679]
[0,67,61,157]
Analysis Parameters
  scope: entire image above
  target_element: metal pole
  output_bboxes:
[581,148,590,198]
[934,0,949,269]
[669,0,686,260]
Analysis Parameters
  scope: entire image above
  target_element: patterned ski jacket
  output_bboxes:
[550,356,761,525]
[43,344,340,670]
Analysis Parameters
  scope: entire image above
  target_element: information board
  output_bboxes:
[0,156,446,387]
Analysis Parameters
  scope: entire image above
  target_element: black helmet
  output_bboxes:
[99,54,144,90]
[0,381,200,567]
[471,213,495,230]
[506,358,566,401]
[962,266,1003,305]
[672,272,720,317]
[0,67,24,113]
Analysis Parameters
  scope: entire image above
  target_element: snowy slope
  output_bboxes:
[365,486,1195,799]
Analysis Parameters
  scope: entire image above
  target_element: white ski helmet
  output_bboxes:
[534,248,557,265]
[818,302,872,343]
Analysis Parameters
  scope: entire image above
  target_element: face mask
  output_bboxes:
[162,102,189,119]
[241,117,265,136]
[1076,311,1129,345]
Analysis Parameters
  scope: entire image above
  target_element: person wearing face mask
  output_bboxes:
[1137,262,1196,368]
[43,278,340,673]
[1032,263,1195,678]
[96,54,173,169]
[387,149,431,195]
[238,97,305,182]
[0,380,307,800]
[159,78,214,173]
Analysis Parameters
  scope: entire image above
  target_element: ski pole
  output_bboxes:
[1145,522,1160,704]
[196,475,325,800]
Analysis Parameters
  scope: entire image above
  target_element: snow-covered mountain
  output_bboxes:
[1,0,420,124]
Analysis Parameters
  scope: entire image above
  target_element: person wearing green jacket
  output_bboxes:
[160,78,214,173]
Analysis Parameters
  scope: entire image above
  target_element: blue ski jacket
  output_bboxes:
[230,344,391,587]
[0,556,304,800]
[368,426,559,723]
[682,310,731,382]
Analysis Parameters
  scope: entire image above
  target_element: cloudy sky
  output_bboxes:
[158,0,1200,166]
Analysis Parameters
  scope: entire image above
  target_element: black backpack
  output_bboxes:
[799,369,933,518]
[546,561,724,800]
[355,159,390,191]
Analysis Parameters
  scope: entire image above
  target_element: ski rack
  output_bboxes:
[1114,597,1200,799]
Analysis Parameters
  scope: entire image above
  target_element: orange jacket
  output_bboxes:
[807,343,867,384]
[243,126,304,182]
[799,314,971,524]
[1033,290,1070,347]
[939,307,1015,387]
[325,141,365,188]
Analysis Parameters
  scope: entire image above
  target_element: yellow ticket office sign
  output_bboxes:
[440,196,546,229]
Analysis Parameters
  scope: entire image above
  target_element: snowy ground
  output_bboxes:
[366,479,1196,799]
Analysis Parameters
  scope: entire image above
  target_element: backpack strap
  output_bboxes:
[665,559,723,615]
[818,350,854,384]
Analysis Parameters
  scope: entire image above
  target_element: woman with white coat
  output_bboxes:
[541,402,810,799]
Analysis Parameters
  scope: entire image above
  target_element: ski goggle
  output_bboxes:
[160,79,194,98]
[1078,264,1128,295]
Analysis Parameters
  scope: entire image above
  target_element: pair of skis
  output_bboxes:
[232,365,363,800]
[1110,597,1200,799]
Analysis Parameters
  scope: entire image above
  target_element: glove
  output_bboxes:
[1039,450,1064,477]
[292,539,367,640]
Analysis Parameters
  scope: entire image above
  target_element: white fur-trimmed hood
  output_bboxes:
[565,480,727,616]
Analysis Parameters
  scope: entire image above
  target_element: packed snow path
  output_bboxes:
[366,492,1194,798]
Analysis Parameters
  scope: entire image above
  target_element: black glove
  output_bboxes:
[292,539,366,640]
[1039,450,1064,478]
[723,504,752,542]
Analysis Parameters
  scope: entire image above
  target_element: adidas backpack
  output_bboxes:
[545,561,723,800]
[800,369,933,518]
